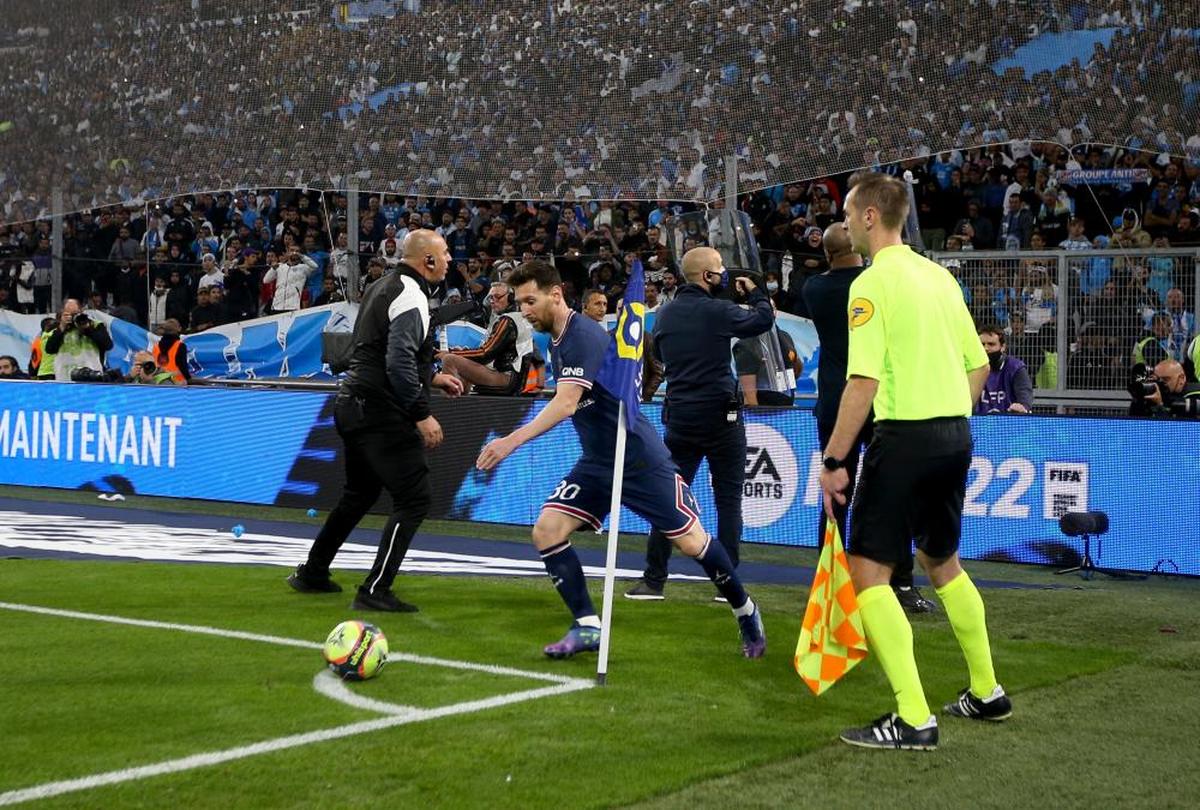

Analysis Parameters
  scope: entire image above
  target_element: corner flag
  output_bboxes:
[594,258,646,685]
[794,519,868,695]
[595,258,646,429]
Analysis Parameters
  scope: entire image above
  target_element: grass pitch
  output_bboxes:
[0,492,1198,808]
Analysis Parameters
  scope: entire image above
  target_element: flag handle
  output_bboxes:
[596,400,628,685]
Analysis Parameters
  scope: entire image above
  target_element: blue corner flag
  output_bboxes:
[595,258,646,429]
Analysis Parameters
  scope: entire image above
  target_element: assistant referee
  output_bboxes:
[818,173,1011,751]
[795,221,935,614]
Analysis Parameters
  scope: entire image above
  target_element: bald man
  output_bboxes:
[289,228,464,612]
[791,223,935,614]
[1131,358,1200,416]
[625,246,774,601]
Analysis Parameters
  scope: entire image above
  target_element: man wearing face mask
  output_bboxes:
[625,246,774,601]
[975,325,1033,414]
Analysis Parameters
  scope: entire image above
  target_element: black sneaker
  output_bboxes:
[840,713,938,751]
[352,588,419,613]
[944,685,1013,721]
[624,580,665,601]
[286,564,343,594]
[894,586,938,614]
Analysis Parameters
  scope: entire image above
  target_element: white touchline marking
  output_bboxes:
[0,602,593,807]
[0,602,587,685]
[0,681,590,808]
[0,510,707,582]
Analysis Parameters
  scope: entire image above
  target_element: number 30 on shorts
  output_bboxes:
[550,480,581,501]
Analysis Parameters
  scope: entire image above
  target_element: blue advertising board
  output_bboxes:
[0,382,1196,575]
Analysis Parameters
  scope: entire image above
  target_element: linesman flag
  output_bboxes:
[595,257,646,429]
[793,519,868,695]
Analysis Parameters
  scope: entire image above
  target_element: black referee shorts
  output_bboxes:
[848,417,973,565]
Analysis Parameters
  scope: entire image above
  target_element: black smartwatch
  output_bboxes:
[822,455,845,472]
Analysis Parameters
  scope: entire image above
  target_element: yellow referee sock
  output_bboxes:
[936,571,998,699]
[858,584,930,727]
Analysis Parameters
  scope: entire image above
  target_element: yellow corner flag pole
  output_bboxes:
[794,518,868,695]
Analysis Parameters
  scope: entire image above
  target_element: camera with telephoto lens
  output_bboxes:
[1127,372,1163,403]
[72,312,91,328]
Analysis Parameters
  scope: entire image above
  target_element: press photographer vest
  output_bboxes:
[54,330,103,382]
[500,311,535,371]
[155,338,186,384]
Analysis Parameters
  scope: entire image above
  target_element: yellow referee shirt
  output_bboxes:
[846,244,987,420]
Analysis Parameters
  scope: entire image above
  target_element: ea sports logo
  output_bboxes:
[742,423,798,528]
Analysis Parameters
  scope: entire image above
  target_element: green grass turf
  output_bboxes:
[1,554,1196,809]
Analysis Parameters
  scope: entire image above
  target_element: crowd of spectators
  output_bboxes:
[0,139,1196,394]
[0,0,1197,223]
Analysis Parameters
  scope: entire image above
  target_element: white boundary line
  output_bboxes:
[0,602,593,807]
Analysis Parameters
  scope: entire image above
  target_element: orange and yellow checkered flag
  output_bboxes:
[793,519,868,695]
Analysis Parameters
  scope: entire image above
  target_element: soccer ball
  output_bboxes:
[323,620,389,681]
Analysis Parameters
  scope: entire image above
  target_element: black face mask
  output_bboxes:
[987,350,1005,371]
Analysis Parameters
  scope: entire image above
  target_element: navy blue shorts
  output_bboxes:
[542,459,701,538]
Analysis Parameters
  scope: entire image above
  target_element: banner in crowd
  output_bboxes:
[1057,168,1151,185]
[0,305,356,378]
[0,303,819,394]
[0,383,1195,576]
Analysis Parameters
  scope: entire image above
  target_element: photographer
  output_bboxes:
[43,299,113,382]
[437,281,544,396]
[128,351,181,385]
[1129,360,1200,418]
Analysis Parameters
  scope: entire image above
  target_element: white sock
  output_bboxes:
[576,615,601,629]
[732,598,756,618]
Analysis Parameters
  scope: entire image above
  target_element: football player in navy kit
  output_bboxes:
[477,260,767,660]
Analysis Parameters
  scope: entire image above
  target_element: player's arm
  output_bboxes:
[476,382,584,470]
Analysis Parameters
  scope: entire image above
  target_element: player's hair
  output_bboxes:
[847,172,909,230]
[508,259,561,291]
[977,324,1006,344]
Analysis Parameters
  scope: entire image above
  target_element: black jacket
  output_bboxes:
[343,263,436,423]
[652,283,774,424]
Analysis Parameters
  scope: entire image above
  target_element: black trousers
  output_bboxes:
[642,416,745,588]
[305,395,432,596]
[818,419,915,588]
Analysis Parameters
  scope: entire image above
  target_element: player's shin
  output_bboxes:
[685,533,750,611]
[539,539,599,626]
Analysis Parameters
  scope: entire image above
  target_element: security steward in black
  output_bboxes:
[288,230,463,612]
[795,222,937,614]
[625,246,774,600]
